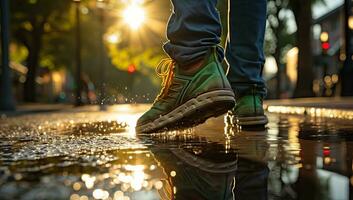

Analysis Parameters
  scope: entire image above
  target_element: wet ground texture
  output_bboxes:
[0,105,352,200]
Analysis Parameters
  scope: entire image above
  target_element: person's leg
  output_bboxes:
[226,0,268,126]
[136,0,235,133]
[226,0,267,98]
[163,0,223,66]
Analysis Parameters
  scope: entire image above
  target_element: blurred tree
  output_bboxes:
[289,0,323,98]
[266,0,295,98]
[265,0,324,98]
[107,45,163,75]
[10,0,73,102]
[100,0,170,101]
[105,0,168,72]
[8,0,172,103]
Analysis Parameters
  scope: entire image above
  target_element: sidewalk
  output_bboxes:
[264,97,353,119]
[0,104,149,118]
[1,98,353,120]
[0,104,72,117]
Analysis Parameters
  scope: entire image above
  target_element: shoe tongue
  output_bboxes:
[176,49,217,76]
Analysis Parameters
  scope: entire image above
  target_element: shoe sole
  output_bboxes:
[136,90,235,133]
[235,115,269,126]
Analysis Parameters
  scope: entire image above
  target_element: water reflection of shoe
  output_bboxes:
[150,143,238,200]
[148,136,269,200]
[136,49,235,133]
[228,94,268,126]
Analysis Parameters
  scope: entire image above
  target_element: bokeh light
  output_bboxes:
[320,31,329,42]
[106,33,120,44]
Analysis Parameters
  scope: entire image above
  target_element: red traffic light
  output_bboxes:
[323,148,330,156]
[127,64,136,74]
[321,42,330,50]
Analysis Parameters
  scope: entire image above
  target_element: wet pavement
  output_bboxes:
[0,104,352,200]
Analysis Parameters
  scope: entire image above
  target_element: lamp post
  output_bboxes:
[73,0,83,106]
[0,0,15,111]
[97,0,107,111]
[342,0,353,96]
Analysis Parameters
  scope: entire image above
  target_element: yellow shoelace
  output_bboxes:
[154,58,176,102]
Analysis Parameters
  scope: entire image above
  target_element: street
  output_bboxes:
[0,104,352,200]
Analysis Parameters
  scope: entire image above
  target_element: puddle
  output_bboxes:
[0,106,352,200]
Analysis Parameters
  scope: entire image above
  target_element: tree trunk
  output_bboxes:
[24,53,37,102]
[23,28,42,102]
[273,7,284,99]
[341,0,353,96]
[0,0,15,110]
[271,1,286,99]
[274,45,282,99]
[292,0,315,98]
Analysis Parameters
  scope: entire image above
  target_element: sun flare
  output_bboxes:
[123,4,146,30]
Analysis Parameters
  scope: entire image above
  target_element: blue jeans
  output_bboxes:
[163,0,267,98]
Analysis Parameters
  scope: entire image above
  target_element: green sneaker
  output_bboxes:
[136,49,235,133]
[228,94,268,126]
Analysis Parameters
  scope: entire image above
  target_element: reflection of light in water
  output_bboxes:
[80,195,89,200]
[154,180,163,190]
[114,191,124,199]
[115,114,140,137]
[124,165,146,191]
[124,164,144,171]
[1,110,173,200]
[14,174,22,181]
[121,183,130,191]
[118,172,132,183]
[70,194,89,200]
[73,182,81,191]
[317,170,349,200]
[225,137,231,153]
[114,191,131,200]
[92,189,109,199]
[170,171,176,177]
[286,118,301,163]
[81,174,96,189]
[131,170,145,191]
[70,194,80,200]
[150,165,156,170]
[267,106,353,120]
[115,164,148,191]
[267,128,279,161]
[267,128,278,141]
[143,180,149,188]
